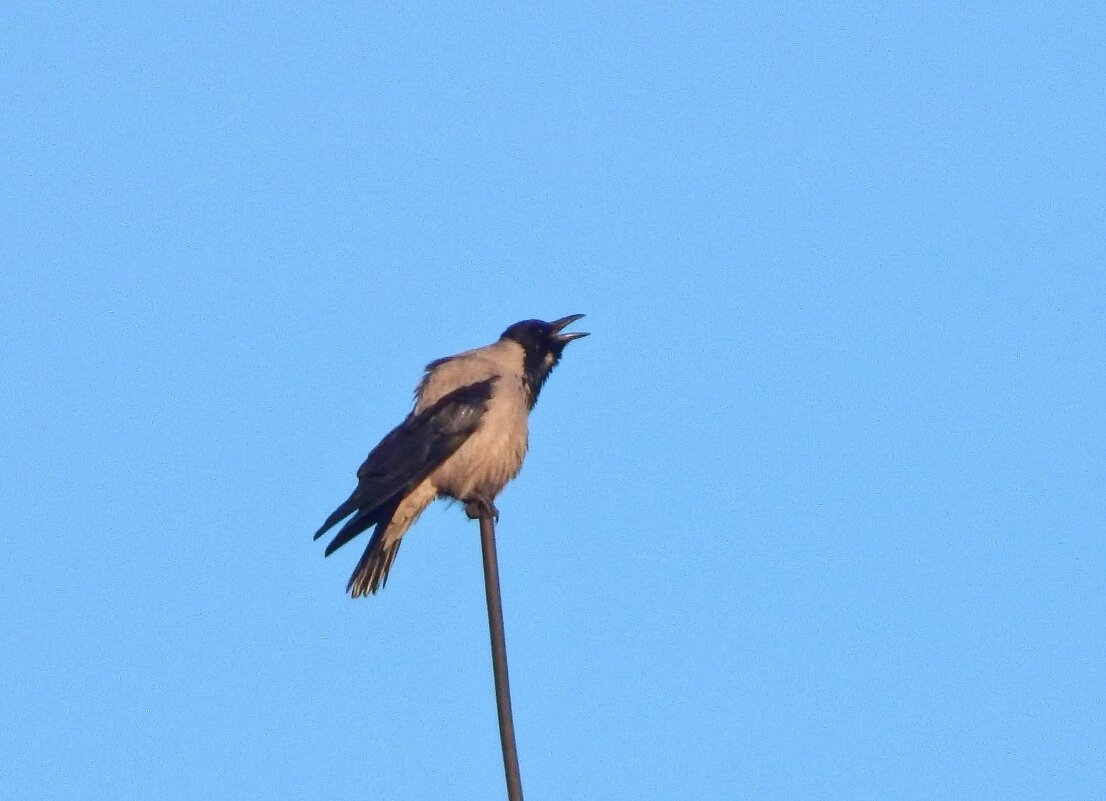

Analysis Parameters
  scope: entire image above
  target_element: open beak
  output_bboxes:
[550,313,589,343]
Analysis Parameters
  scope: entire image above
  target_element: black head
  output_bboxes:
[500,314,589,406]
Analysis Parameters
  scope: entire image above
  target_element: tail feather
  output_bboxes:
[347,528,403,597]
[325,481,435,598]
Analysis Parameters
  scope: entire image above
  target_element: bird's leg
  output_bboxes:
[464,496,500,522]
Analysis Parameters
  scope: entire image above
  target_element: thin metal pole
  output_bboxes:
[478,513,524,801]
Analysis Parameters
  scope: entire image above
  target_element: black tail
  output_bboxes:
[347,525,404,597]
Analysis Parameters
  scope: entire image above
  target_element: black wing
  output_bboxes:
[314,378,497,555]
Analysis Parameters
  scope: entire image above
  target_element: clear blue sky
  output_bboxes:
[3,4,1103,799]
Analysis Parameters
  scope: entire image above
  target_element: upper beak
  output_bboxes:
[550,313,589,343]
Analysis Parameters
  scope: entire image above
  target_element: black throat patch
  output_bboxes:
[521,345,561,408]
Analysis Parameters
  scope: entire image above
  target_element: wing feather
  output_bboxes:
[313,377,498,552]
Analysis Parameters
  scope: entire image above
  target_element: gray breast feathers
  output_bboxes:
[416,341,531,501]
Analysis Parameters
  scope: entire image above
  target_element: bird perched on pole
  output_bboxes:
[314,314,589,597]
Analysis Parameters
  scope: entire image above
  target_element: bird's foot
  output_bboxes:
[464,497,499,522]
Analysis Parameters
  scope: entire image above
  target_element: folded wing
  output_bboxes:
[314,377,498,556]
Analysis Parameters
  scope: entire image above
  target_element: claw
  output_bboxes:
[464,497,499,521]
